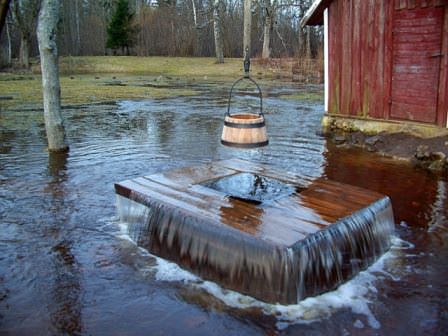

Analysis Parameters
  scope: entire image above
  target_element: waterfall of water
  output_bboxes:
[117,192,395,304]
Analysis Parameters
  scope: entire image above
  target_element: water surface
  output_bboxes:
[0,81,447,335]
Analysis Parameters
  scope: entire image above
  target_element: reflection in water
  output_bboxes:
[203,172,295,203]
[219,197,264,235]
[50,240,82,335]
[0,83,447,334]
[323,142,441,228]
[46,151,83,334]
[152,110,175,147]
[428,180,448,240]
[48,151,69,178]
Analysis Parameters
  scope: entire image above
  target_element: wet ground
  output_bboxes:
[0,80,447,335]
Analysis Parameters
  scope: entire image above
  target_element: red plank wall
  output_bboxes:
[327,0,448,127]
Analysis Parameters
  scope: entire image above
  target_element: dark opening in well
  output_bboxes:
[202,172,296,204]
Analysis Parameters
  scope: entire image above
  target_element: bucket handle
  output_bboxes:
[226,76,263,117]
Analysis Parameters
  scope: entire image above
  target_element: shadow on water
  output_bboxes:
[0,81,447,335]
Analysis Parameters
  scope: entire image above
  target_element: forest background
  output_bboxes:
[0,0,322,68]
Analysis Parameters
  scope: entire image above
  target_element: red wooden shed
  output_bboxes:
[303,0,448,133]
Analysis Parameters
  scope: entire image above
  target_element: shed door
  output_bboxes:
[390,7,444,124]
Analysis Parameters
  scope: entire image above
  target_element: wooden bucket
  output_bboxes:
[221,114,268,148]
[221,77,269,149]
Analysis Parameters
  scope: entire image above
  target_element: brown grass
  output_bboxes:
[254,56,324,84]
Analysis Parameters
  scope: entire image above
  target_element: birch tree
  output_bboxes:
[261,0,275,59]
[213,0,224,63]
[0,14,11,67]
[37,0,69,152]
[243,0,251,65]
[12,0,41,68]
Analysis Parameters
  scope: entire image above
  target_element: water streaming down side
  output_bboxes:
[117,191,395,304]
[291,197,395,300]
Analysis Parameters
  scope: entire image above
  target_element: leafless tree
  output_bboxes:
[243,0,251,61]
[0,6,12,67]
[37,0,68,152]
[12,0,41,68]
[0,0,11,35]
[261,0,275,59]
[213,0,224,63]
[6,0,321,61]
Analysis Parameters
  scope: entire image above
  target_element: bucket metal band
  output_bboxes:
[220,140,269,149]
[224,120,266,129]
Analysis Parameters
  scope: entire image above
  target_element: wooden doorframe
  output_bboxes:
[383,0,394,121]
[437,5,448,128]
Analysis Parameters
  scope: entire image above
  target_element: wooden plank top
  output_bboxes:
[115,159,386,247]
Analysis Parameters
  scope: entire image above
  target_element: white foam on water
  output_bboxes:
[192,251,395,330]
[117,220,136,243]
[390,236,415,250]
[154,255,199,283]
[354,319,365,329]
[116,215,412,331]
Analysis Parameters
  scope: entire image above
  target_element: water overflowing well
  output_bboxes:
[115,158,395,304]
[2,80,447,334]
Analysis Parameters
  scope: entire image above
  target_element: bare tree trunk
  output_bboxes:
[74,0,80,55]
[20,34,30,68]
[37,0,68,152]
[12,0,41,68]
[135,0,142,14]
[305,26,311,58]
[243,0,251,62]
[261,0,272,59]
[6,19,11,63]
[297,27,304,56]
[191,0,197,26]
[213,0,223,63]
[0,14,10,67]
[0,0,10,36]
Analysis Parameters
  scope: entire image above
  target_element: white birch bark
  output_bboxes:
[6,20,11,64]
[191,0,197,27]
[75,0,81,55]
[19,34,30,68]
[213,0,224,63]
[37,0,68,152]
[243,0,251,62]
[261,0,272,59]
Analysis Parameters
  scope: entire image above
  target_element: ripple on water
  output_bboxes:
[1,83,447,334]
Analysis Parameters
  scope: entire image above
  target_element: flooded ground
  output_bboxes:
[0,80,447,335]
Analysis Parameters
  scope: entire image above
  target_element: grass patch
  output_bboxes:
[0,74,199,109]
[0,56,316,110]
[280,91,324,102]
[56,56,273,78]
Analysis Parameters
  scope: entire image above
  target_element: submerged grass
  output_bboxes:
[279,91,324,102]
[0,73,199,109]
[0,56,320,110]
[0,57,274,110]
